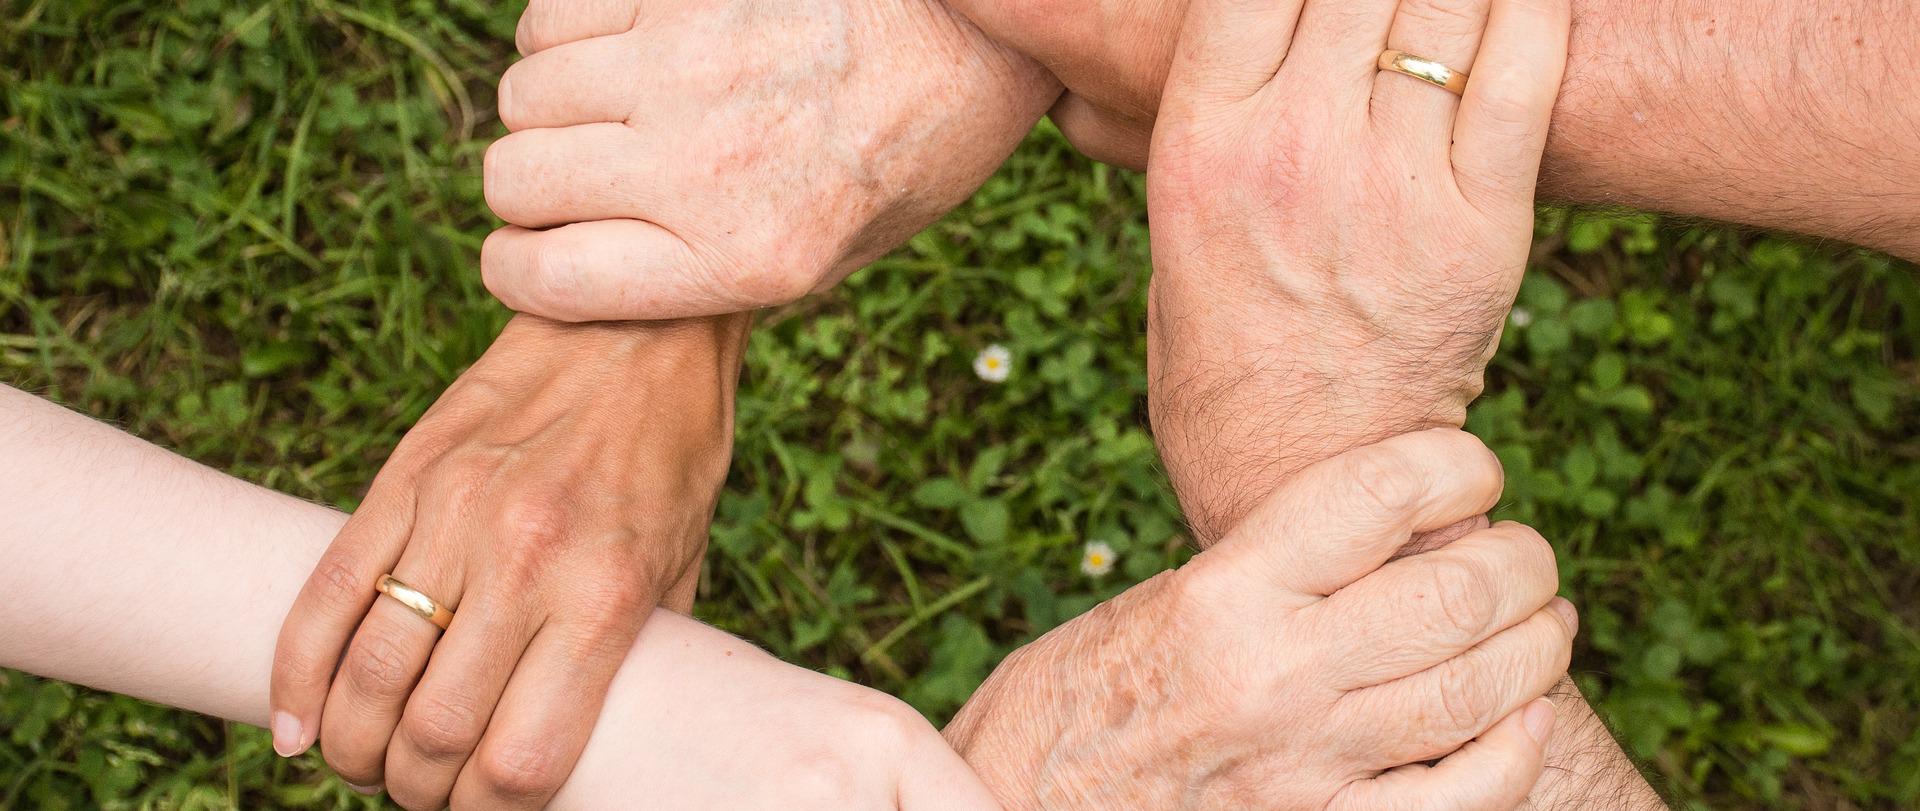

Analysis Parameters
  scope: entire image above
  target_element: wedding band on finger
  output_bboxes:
[1377,50,1470,96]
[376,574,455,630]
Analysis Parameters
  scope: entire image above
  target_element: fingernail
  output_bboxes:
[271,711,307,757]
[1551,597,1579,636]
[346,782,382,796]
[1523,697,1557,744]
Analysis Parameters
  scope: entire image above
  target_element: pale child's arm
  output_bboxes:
[0,384,995,810]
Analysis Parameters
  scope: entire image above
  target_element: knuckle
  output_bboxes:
[730,262,817,308]
[526,237,589,309]
[320,740,379,787]
[1473,87,1546,137]
[476,738,570,799]
[430,456,496,505]
[310,554,369,608]
[1435,657,1498,732]
[570,575,651,630]
[1340,447,1427,518]
[493,494,571,559]
[344,633,417,696]
[386,785,445,811]
[273,643,337,695]
[401,693,486,759]
[478,492,578,586]
[1498,522,1559,582]
[1417,556,1498,641]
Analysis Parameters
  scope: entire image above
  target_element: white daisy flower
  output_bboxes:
[1080,541,1117,577]
[973,343,1012,383]
[1509,307,1534,328]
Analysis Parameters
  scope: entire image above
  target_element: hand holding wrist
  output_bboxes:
[271,312,749,807]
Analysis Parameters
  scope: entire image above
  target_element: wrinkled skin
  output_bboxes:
[947,430,1574,810]
[480,0,1059,321]
[945,0,1581,807]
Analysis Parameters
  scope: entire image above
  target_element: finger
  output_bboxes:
[1162,0,1311,107]
[483,124,661,229]
[1047,93,1151,171]
[318,537,464,788]
[515,0,641,56]
[499,32,647,132]
[451,616,641,810]
[481,222,753,322]
[270,484,416,759]
[1328,698,1554,811]
[1344,598,1576,766]
[382,589,539,811]
[1320,521,1560,687]
[1450,0,1571,212]
[1284,0,1401,96]
[1370,0,1493,158]
[1194,428,1504,597]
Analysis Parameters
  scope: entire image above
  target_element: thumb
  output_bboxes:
[1163,0,1310,107]
[1330,697,1555,811]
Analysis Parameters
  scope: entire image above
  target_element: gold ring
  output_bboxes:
[376,574,454,630]
[1378,50,1469,96]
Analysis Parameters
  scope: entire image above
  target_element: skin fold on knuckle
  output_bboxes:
[476,736,570,801]
[1413,554,1500,645]
[1338,446,1429,522]
[400,692,487,760]
[1434,656,1500,737]
[343,632,416,697]
[491,493,573,582]
[308,552,371,613]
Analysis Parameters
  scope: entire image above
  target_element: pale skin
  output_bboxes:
[0,384,997,810]
[2,385,1568,809]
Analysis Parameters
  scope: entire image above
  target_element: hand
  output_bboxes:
[271,314,750,810]
[941,0,1180,168]
[478,0,1059,322]
[945,430,1575,809]
[1142,0,1571,540]
[552,611,1000,810]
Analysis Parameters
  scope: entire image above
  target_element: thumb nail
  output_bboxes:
[1522,697,1557,744]
[271,711,307,757]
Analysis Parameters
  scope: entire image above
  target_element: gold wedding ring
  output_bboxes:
[376,574,454,630]
[1378,50,1469,96]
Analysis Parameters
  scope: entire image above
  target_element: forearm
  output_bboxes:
[1142,210,1664,811]
[0,361,987,808]
[1542,0,1920,258]
[952,0,1920,259]
[0,383,743,806]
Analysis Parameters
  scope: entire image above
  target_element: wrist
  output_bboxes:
[1146,274,1494,543]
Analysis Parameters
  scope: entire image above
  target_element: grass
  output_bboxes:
[1,1,1916,809]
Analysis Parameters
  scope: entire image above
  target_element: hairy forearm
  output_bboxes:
[1142,201,1666,811]
[1543,0,1920,258]
[951,0,1920,259]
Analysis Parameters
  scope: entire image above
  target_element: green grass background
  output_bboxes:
[2,1,1916,808]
